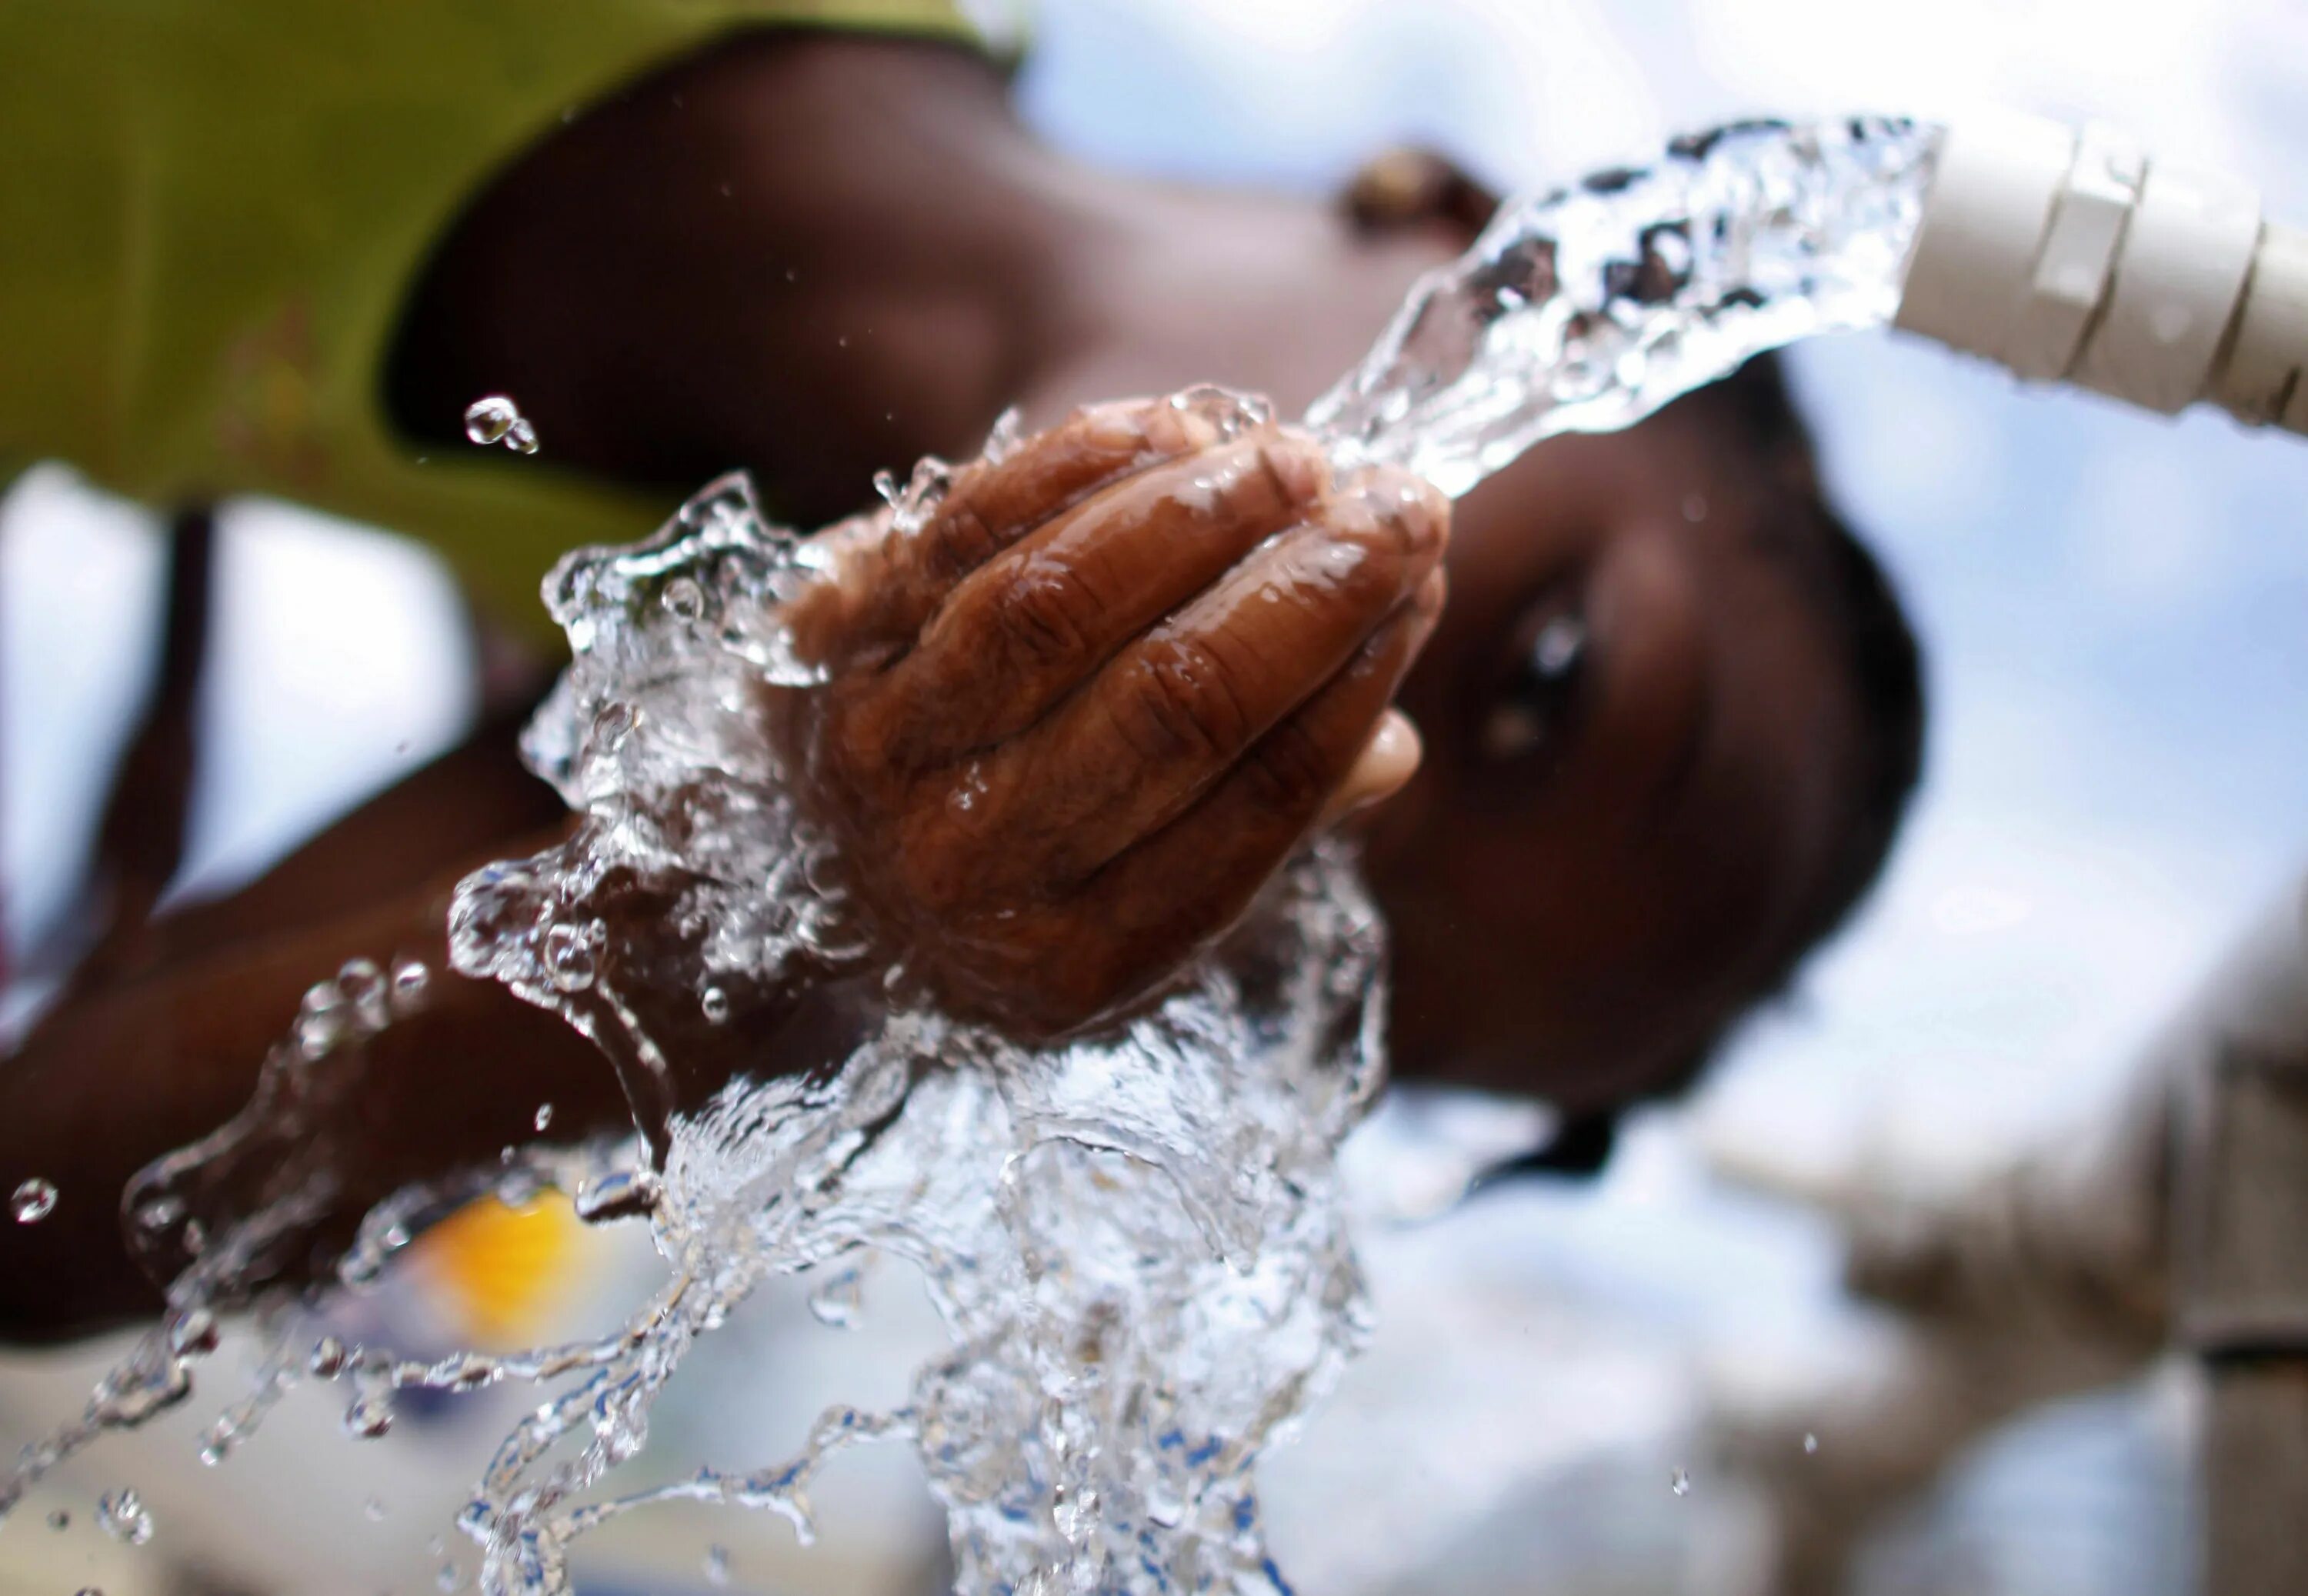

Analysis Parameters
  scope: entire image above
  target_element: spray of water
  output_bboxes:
[2,116,1939,1593]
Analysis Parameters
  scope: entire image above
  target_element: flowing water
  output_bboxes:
[3,116,1939,1592]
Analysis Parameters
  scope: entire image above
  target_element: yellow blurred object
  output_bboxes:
[412,1194,586,1348]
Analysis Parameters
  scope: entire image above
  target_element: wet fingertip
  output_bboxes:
[1413,565,1449,618]
[1321,709,1423,828]
[1339,475,1449,557]
[1131,396,1223,460]
[1249,434,1331,511]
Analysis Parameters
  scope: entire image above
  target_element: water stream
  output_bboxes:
[4,116,1939,1594]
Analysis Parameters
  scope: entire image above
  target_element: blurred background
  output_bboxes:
[5,0,2306,1591]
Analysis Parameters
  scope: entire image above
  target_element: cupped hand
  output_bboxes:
[773,394,1449,1040]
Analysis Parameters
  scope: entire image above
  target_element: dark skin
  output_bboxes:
[0,35,1866,1337]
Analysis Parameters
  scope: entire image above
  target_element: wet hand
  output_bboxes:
[776,394,1449,1040]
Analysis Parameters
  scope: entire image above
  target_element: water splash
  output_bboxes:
[96,1486,153,1545]
[1311,116,1939,495]
[5,115,1942,1594]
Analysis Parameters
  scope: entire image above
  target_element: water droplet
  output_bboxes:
[543,922,601,992]
[807,1266,862,1328]
[836,334,849,348]
[983,407,1024,463]
[296,981,348,1060]
[309,1335,349,1378]
[343,1392,394,1439]
[574,1170,659,1224]
[12,1177,57,1223]
[1681,491,1708,522]
[703,1543,732,1586]
[534,1102,555,1132]
[872,468,901,506]
[1803,1431,1819,1454]
[505,417,539,455]
[97,1487,153,1545]
[47,1508,69,1530]
[662,575,706,621]
[463,395,519,445]
[700,986,730,1025]
[1669,1466,1692,1497]
[336,958,386,1011]
[365,1497,389,1522]
[391,958,432,1013]
[167,1308,218,1357]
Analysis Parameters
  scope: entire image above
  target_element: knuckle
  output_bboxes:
[925,492,1003,581]
[1113,638,1249,765]
[1240,718,1340,814]
[988,558,1099,673]
[1248,436,1328,516]
[1347,472,1449,557]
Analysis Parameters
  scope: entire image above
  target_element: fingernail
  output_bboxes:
[1320,708,1422,829]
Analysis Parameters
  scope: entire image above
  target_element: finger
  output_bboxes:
[871,394,1247,641]
[1316,707,1422,829]
[988,469,1447,878]
[867,430,1332,761]
[1062,575,1445,1024]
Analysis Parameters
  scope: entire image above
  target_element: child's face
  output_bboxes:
[1358,395,1863,1115]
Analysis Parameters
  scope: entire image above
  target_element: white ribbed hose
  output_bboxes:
[1896,112,2308,436]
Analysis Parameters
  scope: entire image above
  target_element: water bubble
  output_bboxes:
[699,986,730,1025]
[703,1544,732,1587]
[47,1508,69,1530]
[533,1102,555,1132]
[309,1334,349,1378]
[462,395,519,445]
[505,418,539,455]
[662,575,706,621]
[1669,1466,1692,1498]
[12,1177,57,1223]
[543,922,602,992]
[97,1487,153,1545]
[1803,1431,1819,1455]
[807,1266,863,1328]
